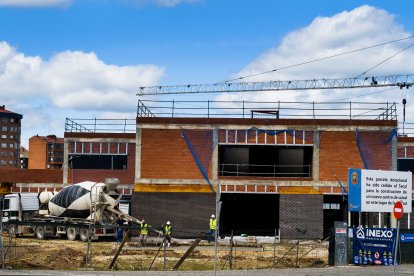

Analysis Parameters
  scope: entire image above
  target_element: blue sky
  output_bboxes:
[1,0,414,146]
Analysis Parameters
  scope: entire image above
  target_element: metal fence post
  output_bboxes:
[273,228,277,267]
[163,240,166,271]
[172,100,175,118]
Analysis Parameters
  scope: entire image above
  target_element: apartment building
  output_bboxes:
[29,135,64,169]
[0,105,22,168]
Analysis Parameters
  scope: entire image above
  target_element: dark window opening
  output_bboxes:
[398,159,414,172]
[69,154,128,170]
[219,145,312,177]
[220,193,279,236]
[323,195,346,238]
[3,198,9,210]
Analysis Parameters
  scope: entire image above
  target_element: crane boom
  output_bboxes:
[137,74,414,95]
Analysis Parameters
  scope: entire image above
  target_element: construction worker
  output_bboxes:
[208,214,216,243]
[139,218,149,246]
[163,221,172,247]
[115,216,124,244]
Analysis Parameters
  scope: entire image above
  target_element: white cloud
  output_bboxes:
[0,0,72,7]
[217,5,414,120]
[0,43,165,111]
[0,41,164,146]
[125,0,200,8]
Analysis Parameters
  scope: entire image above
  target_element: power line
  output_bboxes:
[218,35,414,84]
[330,87,396,102]
[355,42,414,78]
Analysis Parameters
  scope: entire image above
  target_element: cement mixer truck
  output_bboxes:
[1,180,142,241]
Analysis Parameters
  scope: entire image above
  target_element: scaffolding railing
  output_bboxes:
[65,118,135,133]
[136,100,398,120]
[398,122,414,137]
[219,164,312,178]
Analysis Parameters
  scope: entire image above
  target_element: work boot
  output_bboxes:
[167,243,170,247]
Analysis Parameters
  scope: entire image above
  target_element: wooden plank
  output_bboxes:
[172,238,202,270]
[108,229,130,270]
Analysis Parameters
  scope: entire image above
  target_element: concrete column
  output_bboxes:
[135,127,142,185]
[212,129,219,182]
[63,139,69,184]
[312,131,320,182]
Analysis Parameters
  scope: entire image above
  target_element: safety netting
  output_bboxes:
[355,129,397,170]
[180,129,215,192]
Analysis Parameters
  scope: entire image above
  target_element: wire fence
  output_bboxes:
[0,229,329,272]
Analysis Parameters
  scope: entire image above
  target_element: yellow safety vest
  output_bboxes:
[164,225,171,236]
[210,218,217,230]
[141,223,148,235]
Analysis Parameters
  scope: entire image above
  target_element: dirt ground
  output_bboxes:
[0,235,329,272]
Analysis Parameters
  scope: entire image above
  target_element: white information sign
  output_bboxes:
[348,169,412,213]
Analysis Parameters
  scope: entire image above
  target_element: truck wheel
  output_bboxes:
[8,224,17,238]
[35,226,45,240]
[67,227,77,241]
[79,228,90,242]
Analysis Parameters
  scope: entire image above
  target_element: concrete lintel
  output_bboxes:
[397,142,414,147]
[138,123,395,132]
[117,184,134,189]
[65,138,135,143]
[15,183,66,188]
[219,180,343,187]
[136,178,209,185]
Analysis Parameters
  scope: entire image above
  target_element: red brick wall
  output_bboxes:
[0,168,62,183]
[319,131,364,182]
[69,143,135,185]
[356,131,393,170]
[398,146,414,158]
[28,137,47,169]
[319,131,393,182]
[141,129,210,179]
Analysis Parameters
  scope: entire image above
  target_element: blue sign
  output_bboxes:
[353,226,397,266]
[348,168,362,212]
[400,234,414,243]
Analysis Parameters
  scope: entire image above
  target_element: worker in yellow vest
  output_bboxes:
[208,214,217,243]
[163,221,172,247]
[139,218,149,246]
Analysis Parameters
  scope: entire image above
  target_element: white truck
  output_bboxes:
[1,180,141,241]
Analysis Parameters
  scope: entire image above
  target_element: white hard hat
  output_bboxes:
[166,221,171,225]
[211,214,215,218]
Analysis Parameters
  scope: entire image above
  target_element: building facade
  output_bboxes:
[19,101,412,240]
[29,135,64,169]
[19,146,29,169]
[134,117,399,238]
[130,100,414,239]
[0,105,22,168]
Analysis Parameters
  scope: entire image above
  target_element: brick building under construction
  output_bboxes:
[4,99,411,240]
[130,100,412,239]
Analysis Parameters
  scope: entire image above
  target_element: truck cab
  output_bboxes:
[2,193,40,223]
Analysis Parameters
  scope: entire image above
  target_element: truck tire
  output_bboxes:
[8,224,17,238]
[35,226,45,240]
[67,227,77,241]
[79,228,90,242]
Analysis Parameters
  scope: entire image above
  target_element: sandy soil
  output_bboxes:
[0,235,329,271]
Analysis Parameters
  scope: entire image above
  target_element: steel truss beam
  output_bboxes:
[137,74,414,95]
